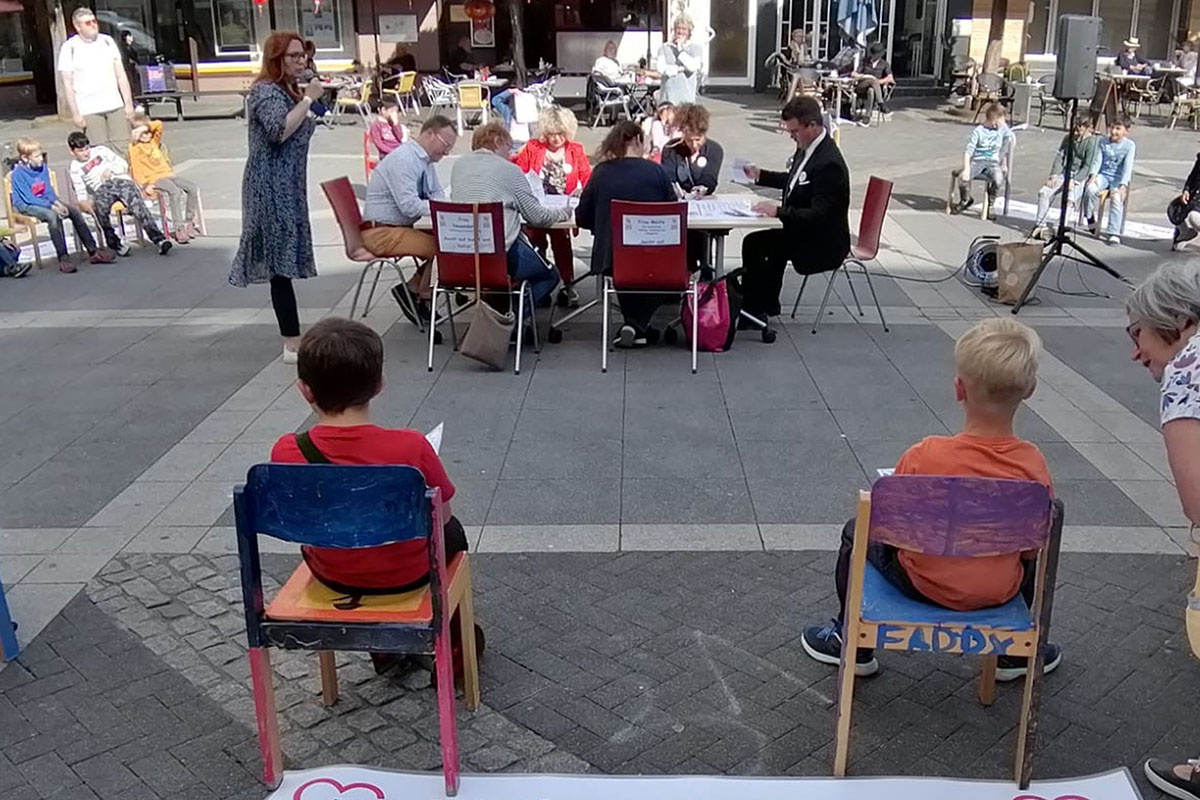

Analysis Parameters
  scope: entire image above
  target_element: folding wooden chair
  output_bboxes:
[834,475,1064,788]
[605,200,698,374]
[235,463,479,796]
[428,200,539,374]
[321,176,423,321]
[793,175,891,333]
[0,574,18,662]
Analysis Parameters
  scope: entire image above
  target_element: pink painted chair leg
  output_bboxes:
[248,647,283,788]
[434,627,460,797]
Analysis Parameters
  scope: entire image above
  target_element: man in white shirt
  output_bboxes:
[58,6,135,150]
[67,130,170,256]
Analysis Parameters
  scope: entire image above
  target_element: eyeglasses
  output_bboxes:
[78,17,98,25]
[1126,322,1141,344]
[435,130,455,151]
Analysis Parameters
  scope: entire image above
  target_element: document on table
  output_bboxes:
[541,194,579,210]
[688,198,760,218]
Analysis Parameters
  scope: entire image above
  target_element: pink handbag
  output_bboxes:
[682,280,732,353]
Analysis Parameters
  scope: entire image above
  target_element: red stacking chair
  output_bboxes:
[428,200,539,374]
[604,200,698,374]
[792,175,892,334]
[321,176,424,321]
[363,130,379,180]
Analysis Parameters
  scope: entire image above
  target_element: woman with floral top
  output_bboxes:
[1127,261,1200,800]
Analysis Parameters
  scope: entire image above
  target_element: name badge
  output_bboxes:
[563,163,573,174]
[696,156,707,169]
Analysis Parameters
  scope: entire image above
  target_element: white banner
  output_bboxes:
[266,766,1141,800]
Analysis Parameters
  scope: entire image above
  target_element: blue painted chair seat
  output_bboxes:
[860,562,1034,631]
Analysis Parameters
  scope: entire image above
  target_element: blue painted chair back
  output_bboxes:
[237,463,433,548]
[869,475,1052,557]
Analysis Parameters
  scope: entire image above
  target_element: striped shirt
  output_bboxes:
[363,139,443,226]
[449,149,573,249]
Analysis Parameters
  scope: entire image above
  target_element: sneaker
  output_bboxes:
[800,621,879,677]
[995,642,1062,682]
[614,324,637,349]
[173,229,191,244]
[89,249,116,264]
[281,347,299,365]
[390,284,420,325]
[1105,234,1121,246]
[114,243,131,257]
[58,257,77,274]
[557,287,581,308]
[157,239,173,256]
[1177,227,1199,245]
[1144,759,1200,800]
[1031,225,1048,240]
[2,261,32,278]
[184,222,199,239]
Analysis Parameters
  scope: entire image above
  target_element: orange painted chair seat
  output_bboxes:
[265,552,466,625]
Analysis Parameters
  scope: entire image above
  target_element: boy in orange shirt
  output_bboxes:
[128,115,200,243]
[801,317,1061,681]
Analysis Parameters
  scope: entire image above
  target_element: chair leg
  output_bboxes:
[843,267,863,316]
[601,280,610,373]
[832,634,858,776]
[690,285,698,375]
[434,608,461,797]
[248,647,283,788]
[856,261,889,332]
[978,655,998,706]
[361,262,386,318]
[427,285,440,372]
[515,285,525,375]
[457,559,481,710]
[318,651,338,707]
[528,285,541,353]
[349,263,372,319]
[791,275,809,319]
[812,272,838,334]
[1014,647,1042,788]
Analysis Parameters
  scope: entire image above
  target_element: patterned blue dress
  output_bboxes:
[228,82,318,287]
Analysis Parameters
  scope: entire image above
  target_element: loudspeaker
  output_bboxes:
[1054,15,1101,100]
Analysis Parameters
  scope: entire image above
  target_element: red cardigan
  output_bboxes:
[512,139,593,194]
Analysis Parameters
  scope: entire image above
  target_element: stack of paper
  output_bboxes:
[689,198,759,218]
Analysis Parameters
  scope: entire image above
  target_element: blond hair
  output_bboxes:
[471,122,513,153]
[131,112,153,128]
[15,137,41,157]
[538,106,577,141]
[954,317,1041,407]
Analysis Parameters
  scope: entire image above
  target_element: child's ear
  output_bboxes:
[1023,377,1037,400]
[953,376,967,403]
[297,379,316,405]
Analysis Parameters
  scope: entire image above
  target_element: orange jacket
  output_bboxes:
[128,120,175,189]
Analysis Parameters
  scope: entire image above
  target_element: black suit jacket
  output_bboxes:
[757,135,851,274]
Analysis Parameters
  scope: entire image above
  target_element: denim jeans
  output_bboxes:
[491,89,514,126]
[1036,175,1084,224]
[15,204,97,258]
[1084,174,1125,235]
[507,235,559,309]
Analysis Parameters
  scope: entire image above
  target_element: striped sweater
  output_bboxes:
[449,149,572,249]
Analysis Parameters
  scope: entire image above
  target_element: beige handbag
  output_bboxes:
[995,242,1043,305]
[459,204,514,370]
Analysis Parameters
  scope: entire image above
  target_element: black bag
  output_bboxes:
[722,269,745,351]
[1168,196,1189,227]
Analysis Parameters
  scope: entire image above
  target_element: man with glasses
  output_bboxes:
[362,115,459,326]
[58,7,135,150]
[739,95,850,332]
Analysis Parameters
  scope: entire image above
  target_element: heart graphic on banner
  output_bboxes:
[292,777,387,800]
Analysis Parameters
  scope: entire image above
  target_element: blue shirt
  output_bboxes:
[363,139,443,226]
[1096,137,1135,186]
[965,122,1015,166]
[10,162,57,209]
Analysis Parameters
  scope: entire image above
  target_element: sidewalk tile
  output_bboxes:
[477,525,619,553]
[621,524,761,551]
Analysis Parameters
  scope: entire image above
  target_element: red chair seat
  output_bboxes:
[265,552,466,625]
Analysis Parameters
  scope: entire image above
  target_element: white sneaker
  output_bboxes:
[1105,234,1121,246]
[282,347,299,365]
[115,243,131,257]
[1173,240,1187,252]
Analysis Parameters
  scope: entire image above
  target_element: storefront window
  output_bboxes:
[1095,0,1133,58]
[710,0,749,77]
[1136,0,1177,59]
[0,6,29,76]
[1026,0,1050,55]
[274,0,354,57]
[186,0,263,58]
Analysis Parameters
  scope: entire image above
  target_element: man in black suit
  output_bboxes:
[740,96,851,326]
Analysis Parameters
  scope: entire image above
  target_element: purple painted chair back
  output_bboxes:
[869,475,1053,557]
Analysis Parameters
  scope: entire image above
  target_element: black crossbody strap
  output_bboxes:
[295,431,331,464]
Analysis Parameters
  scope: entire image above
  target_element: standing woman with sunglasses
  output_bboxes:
[229,31,325,364]
[1127,262,1200,800]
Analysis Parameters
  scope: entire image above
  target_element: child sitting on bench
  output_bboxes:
[800,317,1060,681]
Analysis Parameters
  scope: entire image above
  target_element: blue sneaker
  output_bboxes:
[801,620,879,677]
[996,642,1062,682]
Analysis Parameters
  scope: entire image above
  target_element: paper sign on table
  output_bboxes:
[435,211,496,254]
[622,214,681,246]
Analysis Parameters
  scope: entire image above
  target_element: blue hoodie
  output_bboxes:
[10,162,58,209]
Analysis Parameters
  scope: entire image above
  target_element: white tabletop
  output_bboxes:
[413,196,781,232]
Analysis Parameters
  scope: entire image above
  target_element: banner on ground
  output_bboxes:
[265,766,1142,800]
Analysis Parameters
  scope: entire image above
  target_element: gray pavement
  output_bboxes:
[1,91,1198,799]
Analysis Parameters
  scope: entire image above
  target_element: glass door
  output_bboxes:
[708,0,755,84]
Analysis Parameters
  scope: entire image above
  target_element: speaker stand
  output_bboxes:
[1011,98,1129,313]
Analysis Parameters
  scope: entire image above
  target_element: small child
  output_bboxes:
[951,103,1015,218]
[66,131,172,256]
[270,317,477,675]
[128,115,201,244]
[369,97,409,159]
[800,317,1060,682]
[1084,115,1136,246]
[9,137,115,273]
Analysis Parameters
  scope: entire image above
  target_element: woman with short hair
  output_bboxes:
[660,103,722,272]
[512,106,592,307]
[1129,261,1200,800]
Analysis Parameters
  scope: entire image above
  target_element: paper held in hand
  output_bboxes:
[731,158,754,186]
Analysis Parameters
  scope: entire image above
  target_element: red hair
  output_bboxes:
[256,31,303,99]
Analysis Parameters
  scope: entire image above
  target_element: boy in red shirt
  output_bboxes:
[800,317,1061,681]
[271,318,471,671]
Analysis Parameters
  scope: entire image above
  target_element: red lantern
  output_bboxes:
[463,0,495,20]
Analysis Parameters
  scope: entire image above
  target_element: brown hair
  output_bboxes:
[420,114,455,134]
[297,318,384,413]
[256,30,304,100]
[983,102,1006,122]
[673,103,710,135]
[472,122,513,152]
[595,121,643,163]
